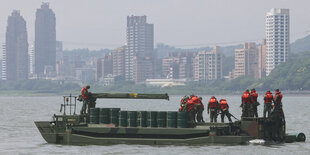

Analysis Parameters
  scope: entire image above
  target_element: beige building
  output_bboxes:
[233,42,259,79]
[193,46,222,82]
[258,39,267,79]
[112,47,126,79]
[132,55,153,83]
[162,52,195,80]
[96,53,113,81]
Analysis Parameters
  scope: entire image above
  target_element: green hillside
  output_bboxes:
[291,34,310,53]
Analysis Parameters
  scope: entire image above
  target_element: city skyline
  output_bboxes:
[0,0,309,52]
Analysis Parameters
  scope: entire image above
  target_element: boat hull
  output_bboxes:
[35,121,253,145]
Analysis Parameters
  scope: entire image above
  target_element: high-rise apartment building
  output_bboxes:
[35,2,56,75]
[258,39,267,78]
[125,15,154,82]
[193,46,222,82]
[233,43,258,79]
[28,44,34,75]
[96,53,113,81]
[112,47,126,79]
[266,8,289,76]
[1,44,6,80]
[4,10,29,80]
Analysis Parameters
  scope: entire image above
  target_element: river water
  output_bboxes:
[0,95,309,154]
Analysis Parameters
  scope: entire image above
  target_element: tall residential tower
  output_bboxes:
[35,3,56,75]
[266,8,290,76]
[3,10,29,80]
[125,15,154,82]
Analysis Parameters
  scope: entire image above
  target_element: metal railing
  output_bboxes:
[60,94,78,115]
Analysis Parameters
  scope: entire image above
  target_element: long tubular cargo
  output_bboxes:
[90,93,169,100]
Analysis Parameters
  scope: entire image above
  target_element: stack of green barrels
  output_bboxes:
[90,108,189,128]
[89,108,120,126]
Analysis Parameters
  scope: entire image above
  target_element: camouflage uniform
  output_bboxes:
[196,97,204,123]
[263,91,273,118]
[219,99,232,123]
[208,97,219,123]
[251,89,259,118]
[80,86,90,115]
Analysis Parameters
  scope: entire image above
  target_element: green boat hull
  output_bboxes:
[35,121,254,145]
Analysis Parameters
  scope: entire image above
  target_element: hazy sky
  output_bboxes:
[0,0,310,51]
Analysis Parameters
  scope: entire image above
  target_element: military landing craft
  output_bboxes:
[35,92,306,145]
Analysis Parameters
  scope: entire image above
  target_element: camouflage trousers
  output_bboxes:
[80,99,89,115]
[221,110,232,123]
[264,103,272,118]
[196,105,204,123]
[242,103,253,117]
[210,109,218,123]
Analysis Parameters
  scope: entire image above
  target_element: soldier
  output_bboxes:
[251,88,260,117]
[219,99,232,123]
[263,90,273,118]
[241,89,252,117]
[186,97,197,126]
[179,96,189,112]
[273,89,283,115]
[208,96,219,123]
[196,96,205,123]
[80,85,90,115]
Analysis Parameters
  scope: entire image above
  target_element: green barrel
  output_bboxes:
[157,111,167,128]
[147,111,157,127]
[89,108,100,124]
[99,108,110,124]
[110,108,120,126]
[177,111,189,128]
[127,111,138,127]
[167,111,177,128]
[137,111,147,127]
[119,111,128,127]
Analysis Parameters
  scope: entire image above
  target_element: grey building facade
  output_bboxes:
[125,15,154,82]
[4,10,29,80]
[34,3,56,75]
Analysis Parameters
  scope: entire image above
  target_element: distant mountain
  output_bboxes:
[291,34,310,53]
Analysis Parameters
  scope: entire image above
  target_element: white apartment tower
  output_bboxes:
[193,46,222,82]
[265,8,290,76]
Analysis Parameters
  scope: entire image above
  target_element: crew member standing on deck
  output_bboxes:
[195,96,205,123]
[80,85,90,115]
[179,96,189,112]
[263,90,273,118]
[241,89,252,117]
[273,89,283,115]
[219,99,232,123]
[208,96,219,123]
[186,96,197,126]
[251,88,260,118]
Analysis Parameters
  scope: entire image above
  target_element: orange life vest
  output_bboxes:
[81,87,89,99]
[251,91,258,102]
[242,92,251,103]
[209,98,218,109]
[265,92,273,103]
[274,92,283,103]
[220,99,229,111]
[191,96,199,104]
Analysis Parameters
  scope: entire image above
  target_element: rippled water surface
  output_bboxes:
[0,95,309,154]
